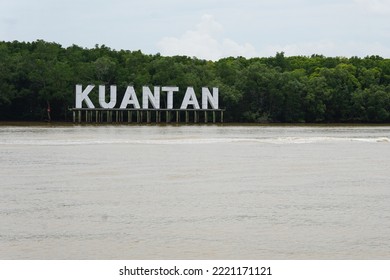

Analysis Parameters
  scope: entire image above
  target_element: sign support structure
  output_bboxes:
[71,85,225,124]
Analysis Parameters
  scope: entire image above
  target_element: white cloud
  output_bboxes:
[157,14,258,60]
[354,0,390,14]
[1,1,389,58]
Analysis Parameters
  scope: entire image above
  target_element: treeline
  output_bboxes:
[1,40,390,122]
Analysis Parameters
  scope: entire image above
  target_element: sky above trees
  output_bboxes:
[1,0,390,60]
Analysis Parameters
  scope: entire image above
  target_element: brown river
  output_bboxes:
[0,124,389,259]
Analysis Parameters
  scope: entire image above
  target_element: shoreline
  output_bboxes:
[1,121,390,127]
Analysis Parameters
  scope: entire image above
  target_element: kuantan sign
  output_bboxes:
[75,85,219,110]
[72,85,223,123]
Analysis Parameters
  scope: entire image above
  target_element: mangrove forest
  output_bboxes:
[0,40,390,123]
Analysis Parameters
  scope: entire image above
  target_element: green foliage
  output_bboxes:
[0,40,389,122]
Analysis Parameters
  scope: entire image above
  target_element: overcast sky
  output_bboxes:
[1,0,389,60]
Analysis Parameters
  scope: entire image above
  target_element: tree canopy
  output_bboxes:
[1,40,389,123]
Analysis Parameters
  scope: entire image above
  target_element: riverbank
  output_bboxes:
[1,121,390,127]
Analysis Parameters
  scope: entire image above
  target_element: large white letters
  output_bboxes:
[142,86,160,109]
[202,87,218,109]
[75,85,218,110]
[180,87,200,109]
[99,85,117,108]
[162,86,179,109]
[120,86,140,109]
[75,85,95,108]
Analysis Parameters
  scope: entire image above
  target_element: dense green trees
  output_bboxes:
[0,40,389,122]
